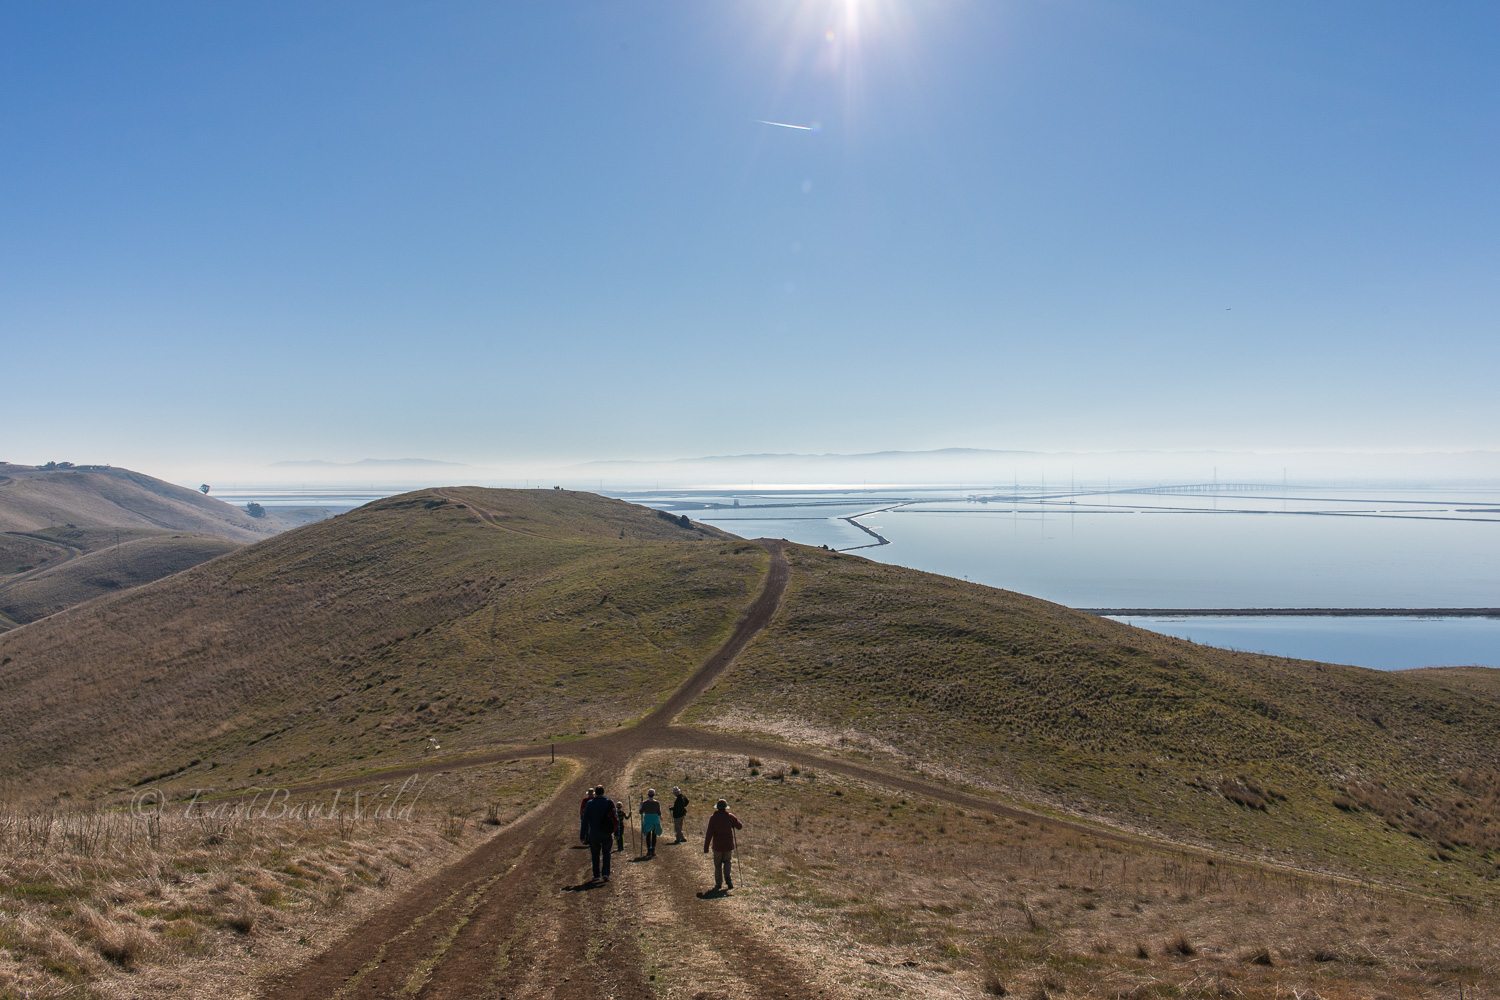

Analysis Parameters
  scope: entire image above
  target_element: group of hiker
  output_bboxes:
[578,784,742,891]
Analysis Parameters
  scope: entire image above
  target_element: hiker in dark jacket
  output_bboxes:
[640,789,663,857]
[702,798,743,891]
[670,787,690,843]
[614,797,630,853]
[579,784,618,881]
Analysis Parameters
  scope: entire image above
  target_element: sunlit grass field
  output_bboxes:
[0,758,569,999]
[628,749,1500,1000]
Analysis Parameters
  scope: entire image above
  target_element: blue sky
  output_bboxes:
[4,1,1498,479]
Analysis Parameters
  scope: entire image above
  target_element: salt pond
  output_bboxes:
[1106,615,1500,670]
[624,485,1500,671]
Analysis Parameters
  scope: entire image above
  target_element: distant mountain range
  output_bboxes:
[571,447,1500,487]
[271,458,465,468]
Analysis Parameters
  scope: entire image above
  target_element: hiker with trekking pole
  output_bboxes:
[670,786,689,843]
[702,798,743,892]
[640,788,663,857]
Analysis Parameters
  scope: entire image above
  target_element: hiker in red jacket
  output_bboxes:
[702,798,743,891]
[578,786,594,844]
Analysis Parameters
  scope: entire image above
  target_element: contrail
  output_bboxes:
[753,119,815,131]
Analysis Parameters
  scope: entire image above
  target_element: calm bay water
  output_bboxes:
[622,485,1500,671]
[1106,615,1500,670]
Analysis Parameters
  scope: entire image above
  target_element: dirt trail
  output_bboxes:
[267,504,1362,998]
[263,534,806,999]
[0,530,82,587]
[260,513,1282,999]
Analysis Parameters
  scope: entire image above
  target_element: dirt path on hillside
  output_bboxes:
[262,538,805,1000]
[265,516,1388,998]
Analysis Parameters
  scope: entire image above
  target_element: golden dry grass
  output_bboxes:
[0,468,273,542]
[0,758,569,1000]
[628,750,1500,1000]
[0,533,239,627]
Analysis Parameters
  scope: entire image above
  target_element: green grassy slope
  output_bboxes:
[0,488,765,798]
[686,545,1500,900]
[0,532,239,626]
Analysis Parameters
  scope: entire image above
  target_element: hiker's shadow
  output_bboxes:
[695,888,731,900]
[562,880,608,892]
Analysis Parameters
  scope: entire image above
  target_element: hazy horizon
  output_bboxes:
[8,446,1495,494]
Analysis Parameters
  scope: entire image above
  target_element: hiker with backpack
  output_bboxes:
[702,798,743,891]
[640,789,663,857]
[670,786,689,843]
[579,784,618,882]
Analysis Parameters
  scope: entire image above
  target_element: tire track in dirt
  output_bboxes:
[613,754,840,1000]
[411,765,655,1000]
[632,795,836,998]
[258,786,559,1000]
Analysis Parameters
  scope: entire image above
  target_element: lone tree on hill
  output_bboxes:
[245,502,266,518]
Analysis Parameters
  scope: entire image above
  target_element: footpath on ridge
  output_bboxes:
[263,496,1350,1000]
[260,529,800,1000]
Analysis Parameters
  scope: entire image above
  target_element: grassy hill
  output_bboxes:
[0,532,240,626]
[684,545,1500,900]
[0,465,289,628]
[0,488,762,797]
[3,490,1498,901]
[3,490,1500,998]
[0,465,274,540]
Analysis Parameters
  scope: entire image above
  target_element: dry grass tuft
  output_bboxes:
[1166,932,1197,957]
[0,757,567,998]
[224,908,256,934]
